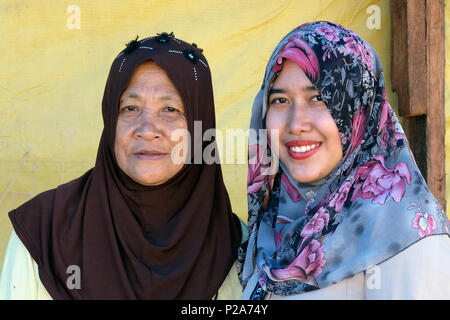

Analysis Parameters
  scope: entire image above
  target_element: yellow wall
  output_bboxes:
[0,0,395,271]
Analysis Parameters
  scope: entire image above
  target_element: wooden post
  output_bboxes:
[425,0,446,209]
[391,0,427,117]
[390,0,446,210]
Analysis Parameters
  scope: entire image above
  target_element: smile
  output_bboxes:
[289,143,320,153]
[285,141,322,160]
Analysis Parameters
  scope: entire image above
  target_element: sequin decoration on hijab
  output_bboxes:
[237,21,450,299]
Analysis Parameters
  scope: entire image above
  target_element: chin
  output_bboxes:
[288,168,322,184]
[129,169,167,186]
[135,176,167,186]
[292,176,319,184]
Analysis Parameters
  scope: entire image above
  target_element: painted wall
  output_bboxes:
[0,0,396,273]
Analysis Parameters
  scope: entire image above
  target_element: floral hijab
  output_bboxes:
[238,21,450,299]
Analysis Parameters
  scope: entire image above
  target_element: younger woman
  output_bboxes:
[239,21,450,299]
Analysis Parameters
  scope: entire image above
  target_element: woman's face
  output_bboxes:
[266,59,343,183]
[115,61,188,186]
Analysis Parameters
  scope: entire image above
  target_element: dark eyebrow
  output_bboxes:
[303,85,318,92]
[159,95,181,102]
[268,85,318,96]
[120,92,181,103]
[268,88,285,96]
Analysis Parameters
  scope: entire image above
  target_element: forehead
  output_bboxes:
[272,60,313,87]
[121,61,181,98]
[130,60,163,78]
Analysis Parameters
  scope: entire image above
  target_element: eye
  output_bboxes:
[270,97,289,105]
[311,95,323,103]
[164,106,179,112]
[120,105,139,113]
[161,106,185,120]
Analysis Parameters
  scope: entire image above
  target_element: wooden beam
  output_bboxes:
[425,0,446,209]
[390,0,446,210]
[391,0,427,117]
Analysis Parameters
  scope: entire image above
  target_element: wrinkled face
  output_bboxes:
[265,59,343,183]
[115,61,188,186]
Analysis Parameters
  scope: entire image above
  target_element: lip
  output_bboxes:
[134,149,168,160]
[285,140,322,160]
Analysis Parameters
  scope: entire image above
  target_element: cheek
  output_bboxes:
[166,119,189,146]
[114,121,132,165]
[321,114,343,157]
[265,110,288,159]
[169,118,188,133]
[265,109,286,139]
[265,109,279,130]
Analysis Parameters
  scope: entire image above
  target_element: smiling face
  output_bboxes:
[265,59,343,183]
[114,61,188,186]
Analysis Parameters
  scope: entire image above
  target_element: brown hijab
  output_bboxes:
[9,33,242,299]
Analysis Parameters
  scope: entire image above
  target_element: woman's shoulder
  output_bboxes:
[11,169,93,216]
[8,170,94,246]
[380,234,450,274]
[10,188,56,216]
[0,230,52,300]
[264,234,450,300]
[363,233,450,299]
[378,233,450,271]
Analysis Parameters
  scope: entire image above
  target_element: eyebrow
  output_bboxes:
[120,92,141,101]
[120,91,181,103]
[268,85,318,95]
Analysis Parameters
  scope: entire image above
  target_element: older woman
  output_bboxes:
[0,33,244,299]
[238,21,450,299]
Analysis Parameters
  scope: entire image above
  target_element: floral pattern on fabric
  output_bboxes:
[266,236,326,285]
[409,202,438,238]
[351,154,411,205]
[247,144,269,194]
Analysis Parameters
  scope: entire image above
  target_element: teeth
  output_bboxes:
[290,144,319,153]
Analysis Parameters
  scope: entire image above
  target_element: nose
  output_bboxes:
[134,111,162,140]
[286,101,313,135]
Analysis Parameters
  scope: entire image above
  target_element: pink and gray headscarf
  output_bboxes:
[238,21,450,299]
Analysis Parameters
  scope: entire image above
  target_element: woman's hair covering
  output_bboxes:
[9,32,242,299]
[238,21,450,299]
